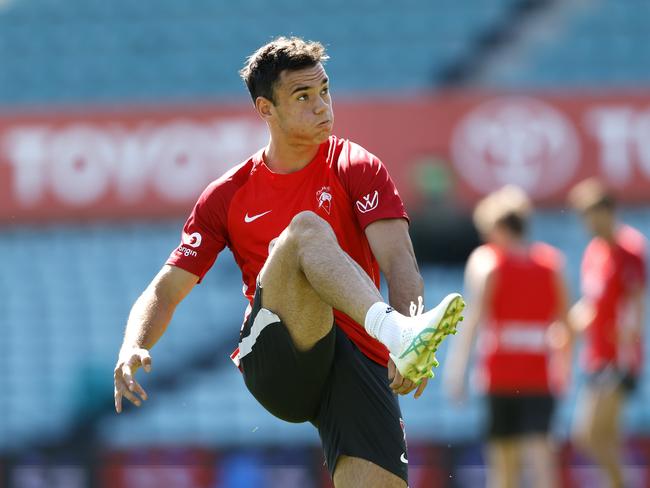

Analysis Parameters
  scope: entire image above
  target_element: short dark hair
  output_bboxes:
[239,36,328,104]
[473,185,531,238]
[568,178,616,213]
[496,212,527,237]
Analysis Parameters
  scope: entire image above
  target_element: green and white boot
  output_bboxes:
[390,293,465,383]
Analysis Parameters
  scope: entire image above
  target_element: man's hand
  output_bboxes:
[388,358,428,399]
[569,299,594,334]
[114,348,152,413]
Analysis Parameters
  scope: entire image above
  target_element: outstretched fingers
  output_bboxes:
[113,349,152,413]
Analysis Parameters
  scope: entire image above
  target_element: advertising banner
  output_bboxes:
[1,93,650,222]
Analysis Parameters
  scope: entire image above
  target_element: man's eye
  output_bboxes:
[321,87,329,95]
[298,94,308,101]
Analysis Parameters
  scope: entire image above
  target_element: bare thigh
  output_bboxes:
[573,384,623,445]
[333,456,406,488]
[259,223,334,351]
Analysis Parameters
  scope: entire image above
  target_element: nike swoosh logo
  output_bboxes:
[400,453,408,464]
[244,210,272,223]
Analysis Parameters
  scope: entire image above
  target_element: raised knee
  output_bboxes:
[288,211,334,239]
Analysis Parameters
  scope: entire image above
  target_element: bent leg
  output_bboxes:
[334,456,406,488]
[259,211,383,351]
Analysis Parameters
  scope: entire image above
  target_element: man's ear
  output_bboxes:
[255,96,274,121]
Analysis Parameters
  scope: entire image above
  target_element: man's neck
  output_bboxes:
[500,238,527,254]
[264,137,321,174]
[598,230,617,244]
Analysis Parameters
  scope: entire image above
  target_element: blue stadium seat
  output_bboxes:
[485,0,650,88]
[0,0,517,105]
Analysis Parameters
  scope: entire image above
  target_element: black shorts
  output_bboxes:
[239,284,408,484]
[587,367,638,394]
[487,394,555,439]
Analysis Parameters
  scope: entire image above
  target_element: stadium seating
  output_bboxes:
[1,210,648,451]
[0,0,513,105]
[1,0,648,105]
[0,221,245,449]
[484,0,650,87]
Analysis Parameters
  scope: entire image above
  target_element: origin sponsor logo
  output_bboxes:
[177,245,198,257]
[182,231,202,248]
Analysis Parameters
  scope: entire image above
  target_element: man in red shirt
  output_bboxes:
[446,186,572,488]
[569,178,647,488]
[112,37,464,487]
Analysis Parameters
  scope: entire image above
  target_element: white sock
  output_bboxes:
[364,302,408,355]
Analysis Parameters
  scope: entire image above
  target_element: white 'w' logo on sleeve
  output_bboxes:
[356,191,379,213]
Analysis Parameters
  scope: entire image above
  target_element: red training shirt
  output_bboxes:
[166,136,408,367]
[581,224,647,374]
[477,242,564,394]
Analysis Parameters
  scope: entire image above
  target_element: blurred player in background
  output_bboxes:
[112,37,464,488]
[446,186,572,488]
[568,178,647,488]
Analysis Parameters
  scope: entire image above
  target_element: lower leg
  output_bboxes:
[575,439,624,488]
[333,456,406,488]
[487,439,521,488]
[525,435,558,488]
[595,445,624,488]
[573,386,625,487]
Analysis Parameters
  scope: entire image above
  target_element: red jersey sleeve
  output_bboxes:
[619,225,647,289]
[532,242,566,272]
[337,141,408,229]
[166,181,229,282]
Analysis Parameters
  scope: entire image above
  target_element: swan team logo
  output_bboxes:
[316,186,332,214]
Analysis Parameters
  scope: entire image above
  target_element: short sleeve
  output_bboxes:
[338,142,408,229]
[619,226,647,290]
[533,242,566,272]
[166,182,228,282]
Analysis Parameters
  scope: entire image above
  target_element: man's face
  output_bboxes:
[582,206,615,238]
[266,63,333,145]
[487,223,517,247]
